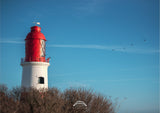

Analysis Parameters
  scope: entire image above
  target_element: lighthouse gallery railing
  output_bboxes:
[21,57,50,63]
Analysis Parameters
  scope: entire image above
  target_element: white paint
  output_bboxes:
[21,61,50,90]
[73,101,87,107]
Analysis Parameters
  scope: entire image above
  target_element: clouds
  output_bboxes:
[48,44,159,54]
[0,39,159,54]
[48,44,114,50]
[0,40,24,44]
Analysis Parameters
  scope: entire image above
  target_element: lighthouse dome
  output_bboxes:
[25,26,46,41]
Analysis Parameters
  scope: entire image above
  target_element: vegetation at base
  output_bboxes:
[0,84,114,113]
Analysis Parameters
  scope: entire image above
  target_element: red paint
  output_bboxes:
[25,26,48,62]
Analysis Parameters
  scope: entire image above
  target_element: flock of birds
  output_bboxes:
[111,39,147,51]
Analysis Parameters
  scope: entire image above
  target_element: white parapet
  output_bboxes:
[21,62,50,90]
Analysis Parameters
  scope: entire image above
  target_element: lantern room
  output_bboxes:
[25,26,47,62]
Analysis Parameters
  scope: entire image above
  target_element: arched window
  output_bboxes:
[38,77,44,84]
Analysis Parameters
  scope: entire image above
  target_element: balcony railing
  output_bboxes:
[21,57,50,63]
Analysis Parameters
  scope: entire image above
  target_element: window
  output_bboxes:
[38,77,44,84]
[40,40,46,57]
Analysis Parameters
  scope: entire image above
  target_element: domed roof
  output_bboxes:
[25,26,46,40]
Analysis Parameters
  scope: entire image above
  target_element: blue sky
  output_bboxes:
[0,0,159,113]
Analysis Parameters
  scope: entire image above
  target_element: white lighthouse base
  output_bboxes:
[21,62,50,90]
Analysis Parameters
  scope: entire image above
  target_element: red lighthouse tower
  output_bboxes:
[21,25,50,89]
[25,26,47,62]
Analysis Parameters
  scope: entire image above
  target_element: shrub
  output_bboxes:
[0,85,114,113]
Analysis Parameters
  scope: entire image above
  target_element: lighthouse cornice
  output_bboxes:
[21,61,50,66]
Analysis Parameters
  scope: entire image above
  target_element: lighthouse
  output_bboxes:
[21,25,50,89]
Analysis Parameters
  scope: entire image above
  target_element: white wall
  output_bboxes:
[21,62,50,90]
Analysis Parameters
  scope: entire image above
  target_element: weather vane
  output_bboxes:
[33,22,40,26]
